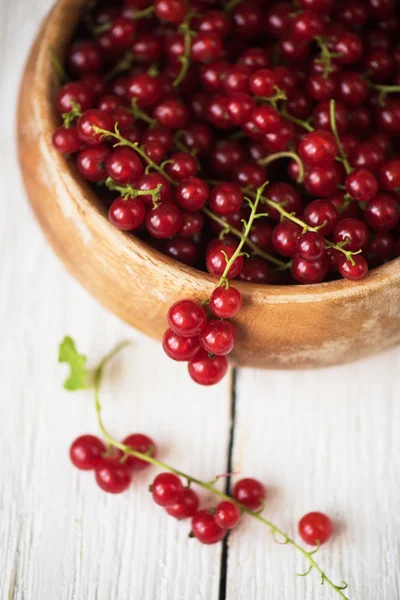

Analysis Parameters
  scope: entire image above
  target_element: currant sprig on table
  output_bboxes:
[59,336,350,599]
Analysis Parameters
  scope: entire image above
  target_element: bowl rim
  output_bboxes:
[33,0,400,304]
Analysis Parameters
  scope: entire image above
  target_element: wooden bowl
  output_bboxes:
[17,0,400,369]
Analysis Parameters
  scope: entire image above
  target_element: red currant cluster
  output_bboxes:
[70,434,332,547]
[51,0,400,385]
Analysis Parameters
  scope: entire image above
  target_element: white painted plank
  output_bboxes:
[228,352,400,600]
[0,1,232,598]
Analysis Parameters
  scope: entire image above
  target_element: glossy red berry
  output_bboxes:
[298,130,338,168]
[136,173,171,208]
[166,489,200,519]
[106,147,144,184]
[215,501,241,530]
[77,144,111,181]
[188,350,228,386]
[127,73,162,108]
[345,169,378,202]
[109,197,146,231]
[313,100,347,134]
[292,9,325,41]
[251,105,281,134]
[153,99,190,130]
[191,510,226,544]
[67,41,103,76]
[299,512,333,545]
[265,183,302,221]
[70,435,106,470]
[226,93,255,126]
[166,153,198,182]
[306,74,337,102]
[292,254,329,284]
[167,300,206,339]
[180,210,204,237]
[151,473,184,506]
[363,193,400,230]
[95,457,132,494]
[209,286,242,319]
[209,182,244,215]
[379,160,400,191]
[145,204,183,239]
[176,177,209,211]
[211,141,248,175]
[335,32,364,65]
[200,319,236,356]
[163,328,200,361]
[206,243,243,279]
[272,222,302,257]
[338,254,369,280]
[76,109,114,145]
[56,81,94,114]
[333,218,369,251]
[297,231,326,261]
[239,258,274,284]
[52,126,82,154]
[192,32,223,63]
[249,69,276,97]
[304,200,339,235]
[154,0,186,23]
[232,478,266,511]
[122,434,157,471]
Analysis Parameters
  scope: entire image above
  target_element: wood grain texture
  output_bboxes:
[2,1,400,600]
[17,0,400,370]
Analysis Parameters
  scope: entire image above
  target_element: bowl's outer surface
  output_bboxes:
[18,0,400,369]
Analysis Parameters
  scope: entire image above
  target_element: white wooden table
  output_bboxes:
[2,2,400,598]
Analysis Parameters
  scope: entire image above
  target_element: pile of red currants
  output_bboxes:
[52,0,400,385]
[70,433,332,547]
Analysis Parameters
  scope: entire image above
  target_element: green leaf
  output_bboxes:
[58,336,89,391]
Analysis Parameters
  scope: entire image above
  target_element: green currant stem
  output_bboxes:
[62,100,82,129]
[105,52,134,82]
[279,109,314,132]
[131,100,157,127]
[49,45,69,83]
[105,177,162,201]
[91,21,112,34]
[224,0,243,11]
[255,87,287,109]
[257,151,305,184]
[329,100,352,175]
[370,83,400,94]
[244,187,361,264]
[90,342,349,600]
[315,37,342,78]
[173,21,193,88]
[92,124,176,184]
[201,206,287,268]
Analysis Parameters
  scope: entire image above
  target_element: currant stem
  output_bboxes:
[279,109,314,132]
[128,5,156,19]
[90,342,349,600]
[224,0,243,11]
[92,124,176,184]
[315,37,342,78]
[49,45,69,83]
[257,151,305,184]
[62,100,82,128]
[131,99,157,127]
[105,52,134,82]
[173,20,193,87]
[201,206,287,268]
[105,177,162,201]
[329,99,352,175]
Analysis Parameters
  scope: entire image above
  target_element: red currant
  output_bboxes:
[163,328,200,361]
[188,350,228,386]
[122,433,157,471]
[151,473,184,506]
[166,488,200,519]
[70,435,106,470]
[95,457,132,494]
[200,319,236,356]
[232,478,266,511]
[191,510,226,544]
[299,512,333,545]
[215,501,241,530]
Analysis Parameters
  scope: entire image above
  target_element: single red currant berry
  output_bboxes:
[265,183,302,221]
[338,254,369,281]
[251,105,281,134]
[198,10,231,38]
[109,17,137,48]
[188,350,228,386]
[52,126,82,154]
[152,99,190,130]
[335,32,364,65]
[376,99,400,135]
[163,329,200,361]
[232,478,266,511]
[67,41,103,76]
[164,236,199,267]
[121,433,157,471]
[136,173,171,208]
[180,210,204,238]
[127,73,162,108]
[76,108,115,145]
[313,100,348,134]
[298,130,338,168]
[337,71,369,108]
[249,69,276,97]
[176,177,209,211]
[209,286,242,319]
[345,169,378,203]
[304,165,343,197]
[272,222,302,257]
[367,232,395,262]
[154,0,186,23]
[297,231,326,261]
[262,119,295,152]
[70,435,106,470]
[200,319,236,356]
[333,218,369,251]
[166,488,200,520]
[239,258,274,284]
[106,148,144,184]
[363,193,400,231]
[379,160,400,192]
[56,82,94,114]
[168,300,207,338]
[291,254,329,284]
[191,32,223,63]
[292,9,325,41]
[191,510,226,544]
[76,144,111,182]
[206,243,243,279]
[209,183,244,216]
[211,141,248,176]
[151,473,184,507]
[145,204,183,239]
[215,501,241,530]
[165,152,198,182]
[299,512,333,546]
[304,200,339,235]
[306,74,337,102]
[95,457,132,494]
[226,92,255,126]
[109,197,146,231]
